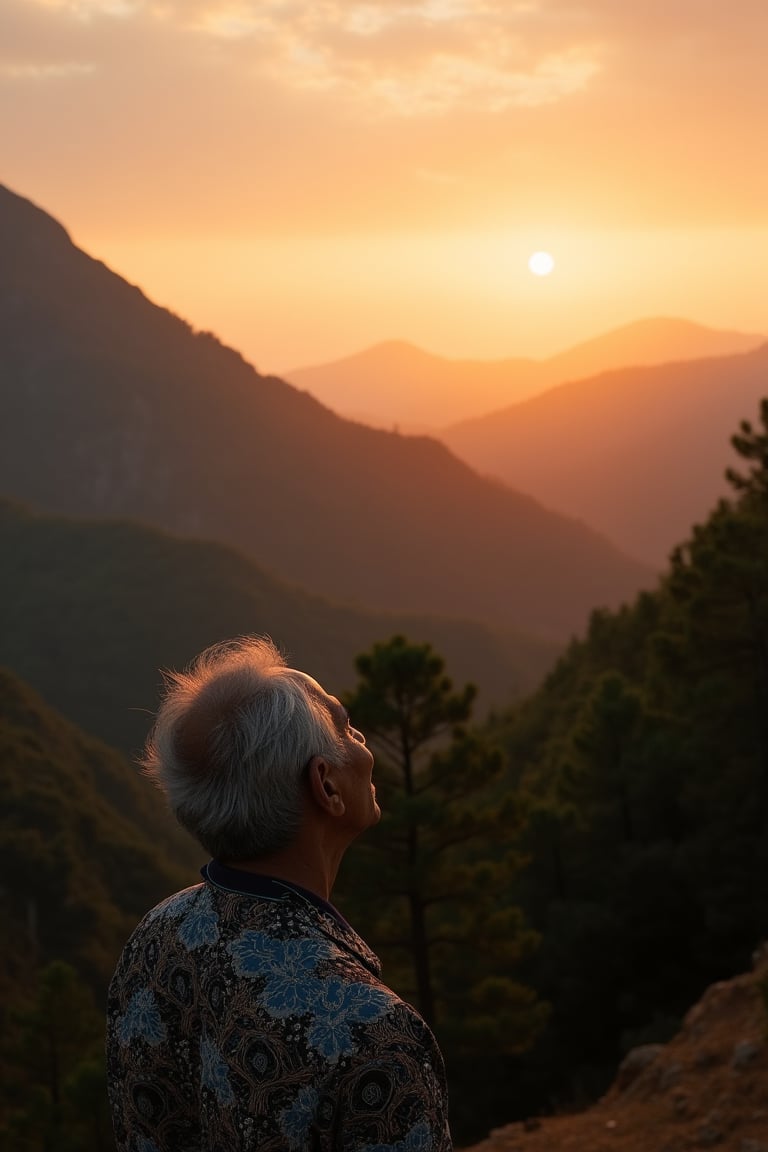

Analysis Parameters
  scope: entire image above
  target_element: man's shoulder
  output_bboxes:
[147,882,208,918]
[131,882,213,939]
[111,881,390,1000]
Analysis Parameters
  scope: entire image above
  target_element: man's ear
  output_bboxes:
[306,756,346,817]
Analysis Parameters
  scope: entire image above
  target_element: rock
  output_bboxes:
[615,1044,664,1090]
[751,942,768,968]
[740,1140,768,1152]
[732,1041,762,1070]
[660,1062,683,1090]
[672,1090,691,1118]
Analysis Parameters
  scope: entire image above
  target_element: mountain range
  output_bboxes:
[441,346,768,566]
[0,183,651,641]
[283,320,764,431]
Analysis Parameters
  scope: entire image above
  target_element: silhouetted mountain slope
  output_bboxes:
[0,184,650,638]
[441,347,768,566]
[284,320,764,430]
[0,499,559,754]
[0,667,198,989]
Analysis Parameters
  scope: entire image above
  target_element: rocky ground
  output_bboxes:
[469,952,768,1152]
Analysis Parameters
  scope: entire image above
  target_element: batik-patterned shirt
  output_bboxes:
[106,862,452,1152]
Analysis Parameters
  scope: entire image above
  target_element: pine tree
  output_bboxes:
[336,636,545,1140]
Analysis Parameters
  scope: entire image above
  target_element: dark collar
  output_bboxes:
[201,859,355,934]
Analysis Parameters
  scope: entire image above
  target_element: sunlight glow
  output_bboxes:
[529,251,555,276]
[84,227,768,372]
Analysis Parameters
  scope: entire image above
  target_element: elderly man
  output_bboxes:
[106,636,452,1152]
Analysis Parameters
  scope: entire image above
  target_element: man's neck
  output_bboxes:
[220,838,344,903]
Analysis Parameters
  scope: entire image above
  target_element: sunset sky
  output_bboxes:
[3,0,768,370]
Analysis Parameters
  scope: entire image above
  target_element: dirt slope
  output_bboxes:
[469,954,768,1152]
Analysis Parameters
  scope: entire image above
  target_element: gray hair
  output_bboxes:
[141,636,346,861]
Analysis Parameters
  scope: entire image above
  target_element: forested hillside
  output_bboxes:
[0,499,557,755]
[478,397,768,1120]
[0,669,199,1149]
[0,669,198,989]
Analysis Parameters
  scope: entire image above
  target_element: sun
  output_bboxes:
[528,251,555,276]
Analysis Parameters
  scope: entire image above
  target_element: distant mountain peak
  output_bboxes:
[284,338,440,378]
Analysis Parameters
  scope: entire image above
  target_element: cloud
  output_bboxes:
[12,0,597,116]
[355,47,600,115]
[16,0,763,123]
[177,1,604,115]
[0,59,95,78]
[4,0,768,234]
[26,0,139,17]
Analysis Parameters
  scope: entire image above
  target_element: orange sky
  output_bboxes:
[3,0,768,369]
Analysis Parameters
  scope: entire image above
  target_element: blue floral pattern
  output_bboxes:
[143,885,200,925]
[134,1138,160,1152]
[178,889,220,950]
[107,881,451,1152]
[280,1085,319,1150]
[200,1033,235,1106]
[116,987,166,1047]
[362,1120,434,1152]
[307,979,392,1060]
[229,931,331,1018]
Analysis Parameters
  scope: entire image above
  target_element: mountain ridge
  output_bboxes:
[0,183,651,640]
[440,345,768,566]
[283,318,765,430]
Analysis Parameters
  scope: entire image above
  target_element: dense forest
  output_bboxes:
[1,396,767,1148]
[336,398,768,1140]
[487,396,768,1122]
